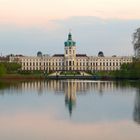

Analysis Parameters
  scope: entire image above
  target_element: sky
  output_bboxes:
[0,0,140,56]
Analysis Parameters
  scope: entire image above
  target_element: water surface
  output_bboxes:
[0,80,139,140]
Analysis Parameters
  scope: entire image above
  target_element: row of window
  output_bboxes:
[22,65,120,70]
[22,62,129,67]
[90,59,131,62]
[65,49,75,55]
[91,62,121,66]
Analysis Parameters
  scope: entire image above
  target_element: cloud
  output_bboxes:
[1,0,140,28]
[0,16,139,56]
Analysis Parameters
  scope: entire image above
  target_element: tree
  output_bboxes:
[0,63,6,76]
[3,62,21,73]
[133,28,140,58]
[0,62,21,75]
[114,61,140,79]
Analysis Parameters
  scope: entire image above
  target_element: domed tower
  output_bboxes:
[98,51,104,57]
[64,32,77,71]
[37,51,43,57]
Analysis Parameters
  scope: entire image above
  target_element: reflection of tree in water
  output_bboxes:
[133,88,140,124]
[0,80,22,95]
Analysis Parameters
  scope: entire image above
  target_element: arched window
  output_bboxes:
[69,61,72,66]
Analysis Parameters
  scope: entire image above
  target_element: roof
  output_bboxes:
[64,32,76,47]
[0,57,9,61]
[53,54,64,57]
[76,54,87,57]
[53,54,87,57]
[53,54,88,57]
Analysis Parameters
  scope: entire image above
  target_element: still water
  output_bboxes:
[0,80,139,140]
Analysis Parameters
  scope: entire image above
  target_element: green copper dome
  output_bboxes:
[64,32,76,47]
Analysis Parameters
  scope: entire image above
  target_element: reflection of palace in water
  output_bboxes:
[0,80,133,96]
[20,80,118,116]
[20,80,140,119]
[20,80,117,94]
[64,81,76,116]
[0,80,120,94]
[0,80,120,116]
[1,80,140,120]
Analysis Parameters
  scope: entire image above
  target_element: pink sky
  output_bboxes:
[1,0,140,26]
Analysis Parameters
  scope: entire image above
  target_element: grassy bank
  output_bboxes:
[0,74,45,80]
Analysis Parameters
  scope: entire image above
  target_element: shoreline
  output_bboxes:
[0,74,45,80]
[0,74,140,81]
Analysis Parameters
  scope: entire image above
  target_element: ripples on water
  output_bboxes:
[0,80,139,140]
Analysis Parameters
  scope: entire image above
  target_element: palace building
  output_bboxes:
[9,32,133,72]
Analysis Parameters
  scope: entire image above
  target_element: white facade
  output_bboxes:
[10,33,133,72]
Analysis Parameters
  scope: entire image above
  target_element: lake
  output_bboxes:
[0,80,139,140]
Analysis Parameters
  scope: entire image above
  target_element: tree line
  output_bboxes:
[1,60,140,79]
[113,60,140,79]
[0,62,21,76]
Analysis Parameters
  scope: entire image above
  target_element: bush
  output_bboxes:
[0,62,21,75]
[0,63,6,76]
[114,61,140,79]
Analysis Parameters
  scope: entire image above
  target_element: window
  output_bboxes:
[66,50,68,54]
[113,62,115,66]
[69,61,72,66]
